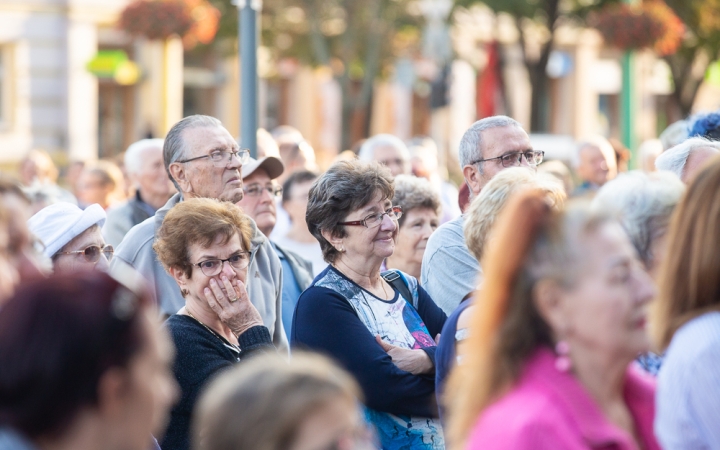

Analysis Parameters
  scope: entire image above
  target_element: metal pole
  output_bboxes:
[237,0,260,158]
[621,0,637,168]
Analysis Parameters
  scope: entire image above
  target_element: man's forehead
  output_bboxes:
[481,126,531,157]
[183,125,236,153]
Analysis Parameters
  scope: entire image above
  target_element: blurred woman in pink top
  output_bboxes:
[444,191,660,450]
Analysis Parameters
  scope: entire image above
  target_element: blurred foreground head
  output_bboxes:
[0,271,178,450]
[194,352,372,450]
[652,154,720,350]
[446,194,654,447]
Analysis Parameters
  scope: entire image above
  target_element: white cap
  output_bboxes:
[28,202,107,258]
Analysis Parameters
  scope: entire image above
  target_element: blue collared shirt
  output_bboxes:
[655,311,720,449]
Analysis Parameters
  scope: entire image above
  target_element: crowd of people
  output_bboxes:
[1,109,719,450]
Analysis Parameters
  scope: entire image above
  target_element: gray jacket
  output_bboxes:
[111,193,287,349]
[103,191,154,247]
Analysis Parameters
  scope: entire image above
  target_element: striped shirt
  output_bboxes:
[655,311,720,449]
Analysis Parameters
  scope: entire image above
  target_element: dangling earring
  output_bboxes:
[554,340,571,372]
[181,288,189,297]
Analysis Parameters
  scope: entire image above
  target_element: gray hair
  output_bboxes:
[124,139,164,175]
[164,115,223,190]
[358,134,410,162]
[591,170,685,266]
[458,116,522,169]
[391,175,441,227]
[655,137,720,179]
[572,136,616,170]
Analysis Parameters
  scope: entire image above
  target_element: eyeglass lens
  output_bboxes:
[83,245,113,263]
[199,254,249,277]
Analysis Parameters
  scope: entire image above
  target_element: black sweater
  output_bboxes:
[160,315,274,450]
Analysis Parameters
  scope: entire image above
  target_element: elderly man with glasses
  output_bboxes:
[112,115,287,349]
[236,157,313,337]
[421,115,542,315]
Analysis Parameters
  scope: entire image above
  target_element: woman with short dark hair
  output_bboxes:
[294,160,447,449]
[0,271,178,450]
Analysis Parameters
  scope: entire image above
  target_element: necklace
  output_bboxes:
[185,309,240,352]
[380,280,389,299]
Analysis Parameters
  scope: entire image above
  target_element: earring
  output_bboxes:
[338,246,345,253]
[181,288,189,297]
[554,340,571,372]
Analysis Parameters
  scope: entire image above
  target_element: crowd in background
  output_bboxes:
[0,108,720,450]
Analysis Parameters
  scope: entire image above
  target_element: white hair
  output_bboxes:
[458,116,522,169]
[124,138,164,175]
[358,134,410,162]
[659,120,688,151]
[655,137,720,179]
[591,170,685,265]
[573,136,616,170]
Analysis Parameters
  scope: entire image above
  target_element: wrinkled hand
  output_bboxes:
[375,335,434,375]
[205,275,263,337]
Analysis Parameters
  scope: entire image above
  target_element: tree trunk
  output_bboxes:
[664,49,705,119]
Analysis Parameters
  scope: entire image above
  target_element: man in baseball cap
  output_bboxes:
[236,157,313,336]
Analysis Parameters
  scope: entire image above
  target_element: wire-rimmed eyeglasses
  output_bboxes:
[55,244,114,263]
[470,150,545,168]
[178,149,250,168]
[338,206,403,228]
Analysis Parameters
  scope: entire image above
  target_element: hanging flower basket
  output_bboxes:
[119,0,219,48]
[590,1,684,56]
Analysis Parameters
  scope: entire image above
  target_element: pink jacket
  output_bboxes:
[467,348,660,450]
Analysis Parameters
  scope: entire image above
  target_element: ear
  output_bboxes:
[168,162,193,194]
[95,367,130,420]
[532,278,569,337]
[463,165,483,196]
[168,266,190,292]
[321,229,344,252]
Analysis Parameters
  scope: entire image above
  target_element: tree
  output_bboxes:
[204,0,422,150]
[455,0,620,132]
[663,0,720,119]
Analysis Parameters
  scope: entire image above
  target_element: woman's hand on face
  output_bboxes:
[375,335,434,375]
[204,275,264,337]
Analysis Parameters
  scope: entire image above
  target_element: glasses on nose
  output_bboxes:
[193,252,250,277]
[244,184,283,198]
[178,149,250,168]
[56,244,114,263]
[338,206,403,228]
[470,150,544,168]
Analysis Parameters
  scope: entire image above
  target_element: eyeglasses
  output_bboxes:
[470,150,544,168]
[178,149,250,168]
[56,244,114,263]
[244,184,283,198]
[338,206,403,228]
[193,252,250,277]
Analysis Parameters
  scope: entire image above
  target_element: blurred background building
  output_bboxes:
[2,0,720,179]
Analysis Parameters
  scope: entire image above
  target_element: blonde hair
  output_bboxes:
[651,154,720,350]
[464,168,565,261]
[445,194,612,448]
[193,353,361,450]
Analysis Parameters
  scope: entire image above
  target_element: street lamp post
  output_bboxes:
[236,0,261,158]
[621,0,637,167]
